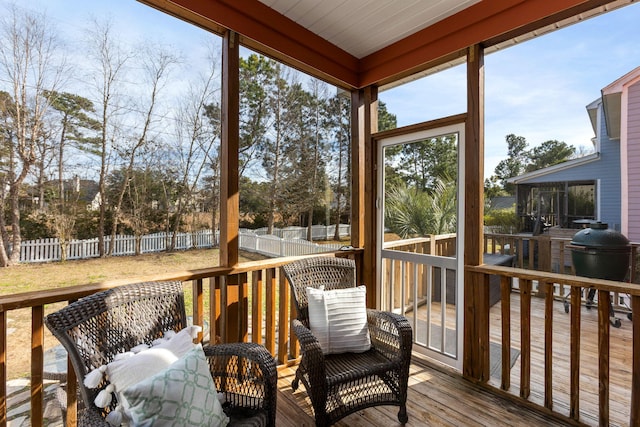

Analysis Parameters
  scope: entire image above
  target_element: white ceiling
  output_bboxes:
[258,0,481,58]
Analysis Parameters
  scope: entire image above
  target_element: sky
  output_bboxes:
[380,3,640,176]
[3,0,640,178]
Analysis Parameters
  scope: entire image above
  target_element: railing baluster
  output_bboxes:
[289,293,299,361]
[209,277,220,344]
[1,310,6,427]
[66,354,77,427]
[528,240,535,269]
[632,294,640,426]
[412,263,419,335]
[219,276,228,343]
[252,270,263,345]
[400,260,406,315]
[239,273,248,342]
[390,258,396,311]
[597,289,610,426]
[570,285,581,420]
[500,275,511,390]
[543,280,554,410]
[31,305,44,427]
[265,268,277,355]
[193,279,204,342]
[518,239,524,268]
[278,272,290,365]
[519,278,531,399]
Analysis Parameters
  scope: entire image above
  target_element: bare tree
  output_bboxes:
[168,61,220,250]
[0,4,66,266]
[107,44,178,255]
[85,18,131,257]
[202,102,221,234]
[303,79,329,240]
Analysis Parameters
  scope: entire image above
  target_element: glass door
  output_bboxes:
[377,121,464,370]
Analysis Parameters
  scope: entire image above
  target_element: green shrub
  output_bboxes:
[484,207,520,234]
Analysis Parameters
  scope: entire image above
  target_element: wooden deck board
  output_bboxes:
[276,355,570,426]
[275,293,633,426]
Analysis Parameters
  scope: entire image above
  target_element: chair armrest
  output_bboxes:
[366,309,413,362]
[203,343,277,427]
[292,319,327,393]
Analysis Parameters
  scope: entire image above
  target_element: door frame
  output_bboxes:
[374,116,466,369]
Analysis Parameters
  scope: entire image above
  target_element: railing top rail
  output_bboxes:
[466,264,640,296]
[484,231,640,246]
[0,249,362,312]
[383,234,457,249]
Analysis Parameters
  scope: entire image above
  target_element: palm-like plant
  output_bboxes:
[385,178,457,238]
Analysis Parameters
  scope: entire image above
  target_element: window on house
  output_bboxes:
[567,182,596,226]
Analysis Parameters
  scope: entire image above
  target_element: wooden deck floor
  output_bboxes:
[274,293,633,426]
[275,355,570,427]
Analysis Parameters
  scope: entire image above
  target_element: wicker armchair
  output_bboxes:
[282,257,412,426]
[45,281,277,427]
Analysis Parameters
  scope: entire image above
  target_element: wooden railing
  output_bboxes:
[484,232,639,278]
[383,233,457,257]
[467,264,640,426]
[4,231,640,426]
[0,250,362,427]
[382,233,640,425]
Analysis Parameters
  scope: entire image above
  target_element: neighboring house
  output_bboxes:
[603,66,640,242]
[508,66,640,241]
[487,196,515,210]
[23,177,101,212]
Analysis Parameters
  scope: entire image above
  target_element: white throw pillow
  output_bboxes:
[124,344,229,427]
[306,285,371,355]
[84,325,201,425]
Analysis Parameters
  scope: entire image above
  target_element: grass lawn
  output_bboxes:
[1,248,267,379]
[1,248,232,294]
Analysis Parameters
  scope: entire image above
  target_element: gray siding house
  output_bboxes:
[508,67,640,237]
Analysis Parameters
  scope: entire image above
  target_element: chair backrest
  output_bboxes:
[281,257,356,324]
[44,281,187,412]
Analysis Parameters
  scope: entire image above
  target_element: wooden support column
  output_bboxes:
[463,44,486,379]
[351,86,378,308]
[212,274,248,343]
[220,30,240,267]
[219,30,241,343]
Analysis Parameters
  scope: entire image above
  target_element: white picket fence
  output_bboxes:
[18,225,349,263]
[252,224,351,240]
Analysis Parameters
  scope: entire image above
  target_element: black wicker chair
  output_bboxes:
[45,281,277,427]
[282,257,412,426]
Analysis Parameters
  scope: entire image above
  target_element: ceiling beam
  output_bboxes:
[139,0,361,88]
[358,0,613,87]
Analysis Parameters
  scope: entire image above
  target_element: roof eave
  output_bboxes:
[507,153,601,184]
[139,0,633,89]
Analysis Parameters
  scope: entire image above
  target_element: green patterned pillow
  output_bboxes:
[123,344,229,427]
